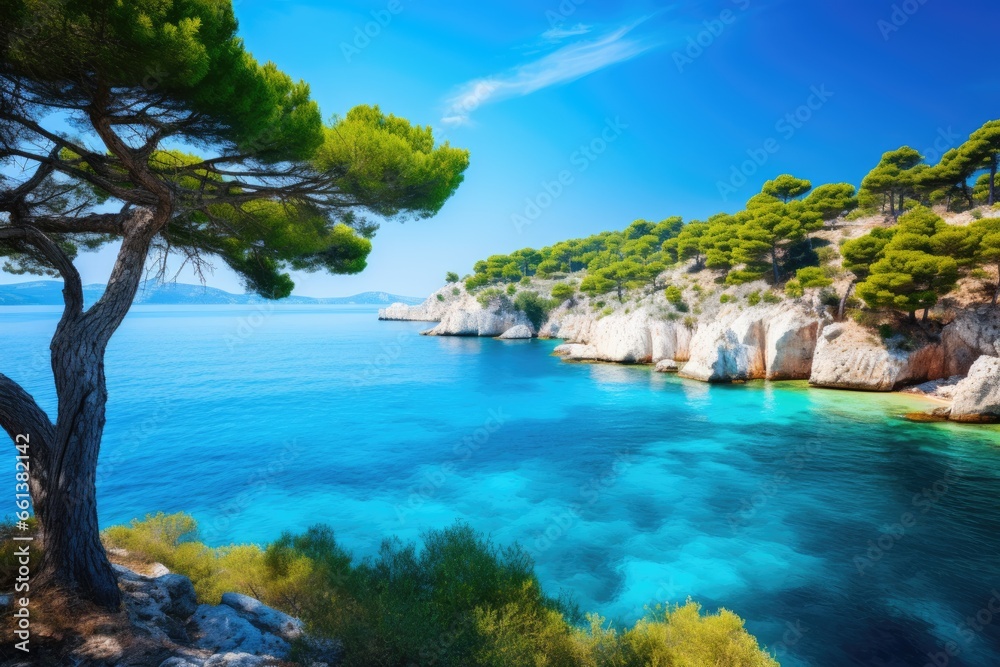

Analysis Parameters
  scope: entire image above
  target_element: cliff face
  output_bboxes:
[381,284,1000,420]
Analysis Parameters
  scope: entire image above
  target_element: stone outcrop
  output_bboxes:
[679,304,821,382]
[547,309,692,364]
[497,324,533,339]
[69,563,342,667]
[808,322,948,391]
[654,359,680,373]
[424,295,533,337]
[949,355,1000,423]
[378,285,460,322]
[902,375,965,402]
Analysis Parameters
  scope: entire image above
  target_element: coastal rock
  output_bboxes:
[549,310,691,364]
[77,563,337,667]
[809,322,946,391]
[902,375,965,401]
[378,285,460,322]
[425,298,532,337]
[679,304,821,382]
[191,604,291,658]
[497,324,533,339]
[941,308,1000,376]
[950,356,1000,423]
[654,359,680,373]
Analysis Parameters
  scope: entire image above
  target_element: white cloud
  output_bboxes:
[541,23,592,41]
[441,19,659,127]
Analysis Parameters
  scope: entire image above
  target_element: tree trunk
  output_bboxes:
[994,265,999,306]
[908,311,917,323]
[838,280,856,321]
[6,209,163,610]
[889,193,896,218]
[922,308,929,323]
[34,326,120,608]
[771,245,780,284]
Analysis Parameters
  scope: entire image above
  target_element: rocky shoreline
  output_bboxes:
[380,281,1000,424]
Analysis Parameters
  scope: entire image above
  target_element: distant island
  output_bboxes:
[0,280,424,307]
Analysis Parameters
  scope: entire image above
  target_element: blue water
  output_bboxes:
[3,305,1000,666]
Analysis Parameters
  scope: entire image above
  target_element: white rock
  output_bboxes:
[497,324,533,339]
[221,592,303,641]
[191,604,291,659]
[654,359,680,373]
[950,356,1000,423]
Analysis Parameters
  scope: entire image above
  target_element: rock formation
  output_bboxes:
[949,355,1000,423]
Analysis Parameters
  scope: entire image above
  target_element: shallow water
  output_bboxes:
[3,305,1000,666]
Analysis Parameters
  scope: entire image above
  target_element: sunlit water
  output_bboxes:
[3,305,1000,666]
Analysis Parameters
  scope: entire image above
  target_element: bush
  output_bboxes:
[719,293,732,304]
[784,280,804,298]
[437,294,445,301]
[664,286,688,312]
[761,291,781,304]
[795,266,833,289]
[878,324,896,341]
[747,291,761,306]
[104,516,777,667]
[506,284,517,296]
[551,283,576,302]
[446,272,460,283]
[514,291,557,329]
[452,287,461,296]
[477,288,511,310]
[520,276,532,285]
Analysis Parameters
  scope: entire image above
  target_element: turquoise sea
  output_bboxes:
[4,305,1000,666]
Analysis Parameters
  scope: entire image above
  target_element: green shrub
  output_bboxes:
[971,268,989,280]
[477,288,511,310]
[437,294,445,302]
[747,291,761,306]
[815,246,838,265]
[973,209,984,220]
[513,291,557,329]
[785,280,804,298]
[719,293,732,304]
[761,291,781,304]
[683,316,698,329]
[506,284,517,296]
[104,515,776,667]
[878,324,896,341]
[551,283,576,302]
[520,276,532,285]
[664,286,689,312]
[795,266,833,289]
[446,272,460,283]
[452,287,461,296]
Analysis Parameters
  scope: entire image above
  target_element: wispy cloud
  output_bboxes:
[541,23,592,41]
[441,18,660,127]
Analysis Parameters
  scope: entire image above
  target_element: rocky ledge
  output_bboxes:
[32,561,340,667]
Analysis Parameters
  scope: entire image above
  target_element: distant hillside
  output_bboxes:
[0,281,424,307]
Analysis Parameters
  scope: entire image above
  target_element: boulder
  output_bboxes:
[941,308,1000,376]
[901,375,964,401]
[497,324,533,340]
[809,322,946,391]
[221,593,303,642]
[654,359,680,373]
[950,356,1000,423]
[190,604,291,658]
[548,310,691,364]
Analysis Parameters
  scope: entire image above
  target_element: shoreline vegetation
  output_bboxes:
[382,122,1000,425]
[1,514,780,666]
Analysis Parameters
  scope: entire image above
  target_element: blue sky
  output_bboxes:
[4,0,998,297]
